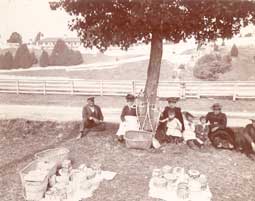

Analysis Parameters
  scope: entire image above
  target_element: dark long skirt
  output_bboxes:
[208,128,235,149]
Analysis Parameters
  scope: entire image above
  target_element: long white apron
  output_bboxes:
[116,116,140,136]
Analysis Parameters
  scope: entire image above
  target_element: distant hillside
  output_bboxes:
[218,46,255,81]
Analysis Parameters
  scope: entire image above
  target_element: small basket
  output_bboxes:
[124,130,153,150]
[34,148,70,168]
[19,161,49,201]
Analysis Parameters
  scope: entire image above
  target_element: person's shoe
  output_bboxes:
[247,154,255,161]
[117,136,124,143]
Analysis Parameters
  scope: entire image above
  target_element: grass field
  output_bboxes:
[0,119,254,201]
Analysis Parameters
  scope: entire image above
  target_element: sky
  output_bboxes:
[0,0,254,43]
[0,0,75,42]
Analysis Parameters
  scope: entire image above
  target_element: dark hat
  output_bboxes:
[184,112,195,119]
[167,97,179,103]
[87,96,95,101]
[211,103,222,110]
[126,93,135,100]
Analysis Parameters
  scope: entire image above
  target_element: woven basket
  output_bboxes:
[19,161,49,201]
[34,147,70,168]
[124,130,153,150]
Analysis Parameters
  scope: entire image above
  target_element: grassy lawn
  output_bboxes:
[0,119,254,201]
[1,93,255,113]
[0,59,177,80]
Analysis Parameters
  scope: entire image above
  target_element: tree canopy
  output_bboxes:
[54,0,255,52]
[7,32,22,44]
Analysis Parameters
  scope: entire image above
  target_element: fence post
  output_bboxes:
[132,80,136,94]
[43,81,46,95]
[100,80,103,96]
[233,83,238,101]
[180,81,186,99]
[71,80,74,95]
[16,80,19,94]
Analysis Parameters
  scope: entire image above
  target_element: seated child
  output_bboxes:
[183,112,203,149]
[159,108,183,144]
[195,116,210,145]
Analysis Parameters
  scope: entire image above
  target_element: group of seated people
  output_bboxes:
[77,95,255,159]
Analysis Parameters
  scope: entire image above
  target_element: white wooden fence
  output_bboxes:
[0,78,255,100]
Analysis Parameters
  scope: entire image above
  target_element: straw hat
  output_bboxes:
[167,97,180,103]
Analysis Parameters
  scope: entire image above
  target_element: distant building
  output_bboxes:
[38,37,82,49]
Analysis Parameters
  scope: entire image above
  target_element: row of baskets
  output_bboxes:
[19,148,70,201]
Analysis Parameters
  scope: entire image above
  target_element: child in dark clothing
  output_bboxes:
[195,116,210,145]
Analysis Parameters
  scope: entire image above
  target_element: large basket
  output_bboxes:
[19,161,49,201]
[34,147,70,168]
[124,130,153,150]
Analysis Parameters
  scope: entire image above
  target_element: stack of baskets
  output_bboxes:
[19,147,70,201]
[19,161,49,201]
[124,130,153,150]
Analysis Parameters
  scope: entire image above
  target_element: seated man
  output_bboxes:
[206,103,235,149]
[77,96,105,139]
[238,119,255,159]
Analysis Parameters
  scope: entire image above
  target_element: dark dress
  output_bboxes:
[238,124,255,155]
[155,106,184,143]
[206,112,235,149]
[120,105,137,121]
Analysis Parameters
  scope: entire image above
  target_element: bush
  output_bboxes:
[69,50,83,65]
[39,50,50,67]
[222,54,232,64]
[7,32,22,44]
[0,51,14,69]
[14,44,34,68]
[30,52,38,65]
[213,43,219,51]
[230,44,238,57]
[49,39,83,66]
[193,53,232,80]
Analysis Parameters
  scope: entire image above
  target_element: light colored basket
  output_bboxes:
[34,148,70,168]
[19,161,49,201]
[124,130,153,150]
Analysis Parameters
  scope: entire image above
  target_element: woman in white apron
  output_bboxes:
[116,94,140,142]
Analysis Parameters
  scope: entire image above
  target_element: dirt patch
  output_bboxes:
[0,119,254,201]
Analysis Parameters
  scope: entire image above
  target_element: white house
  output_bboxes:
[38,37,82,49]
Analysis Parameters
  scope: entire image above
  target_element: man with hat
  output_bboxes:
[155,97,185,143]
[77,96,105,139]
[206,103,235,149]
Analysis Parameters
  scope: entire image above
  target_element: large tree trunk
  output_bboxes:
[138,32,163,132]
[144,31,163,104]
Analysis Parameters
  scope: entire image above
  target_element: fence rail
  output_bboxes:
[0,78,255,100]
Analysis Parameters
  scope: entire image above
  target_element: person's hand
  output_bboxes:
[211,127,219,132]
[94,118,101,124]
[251,142,255,152]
